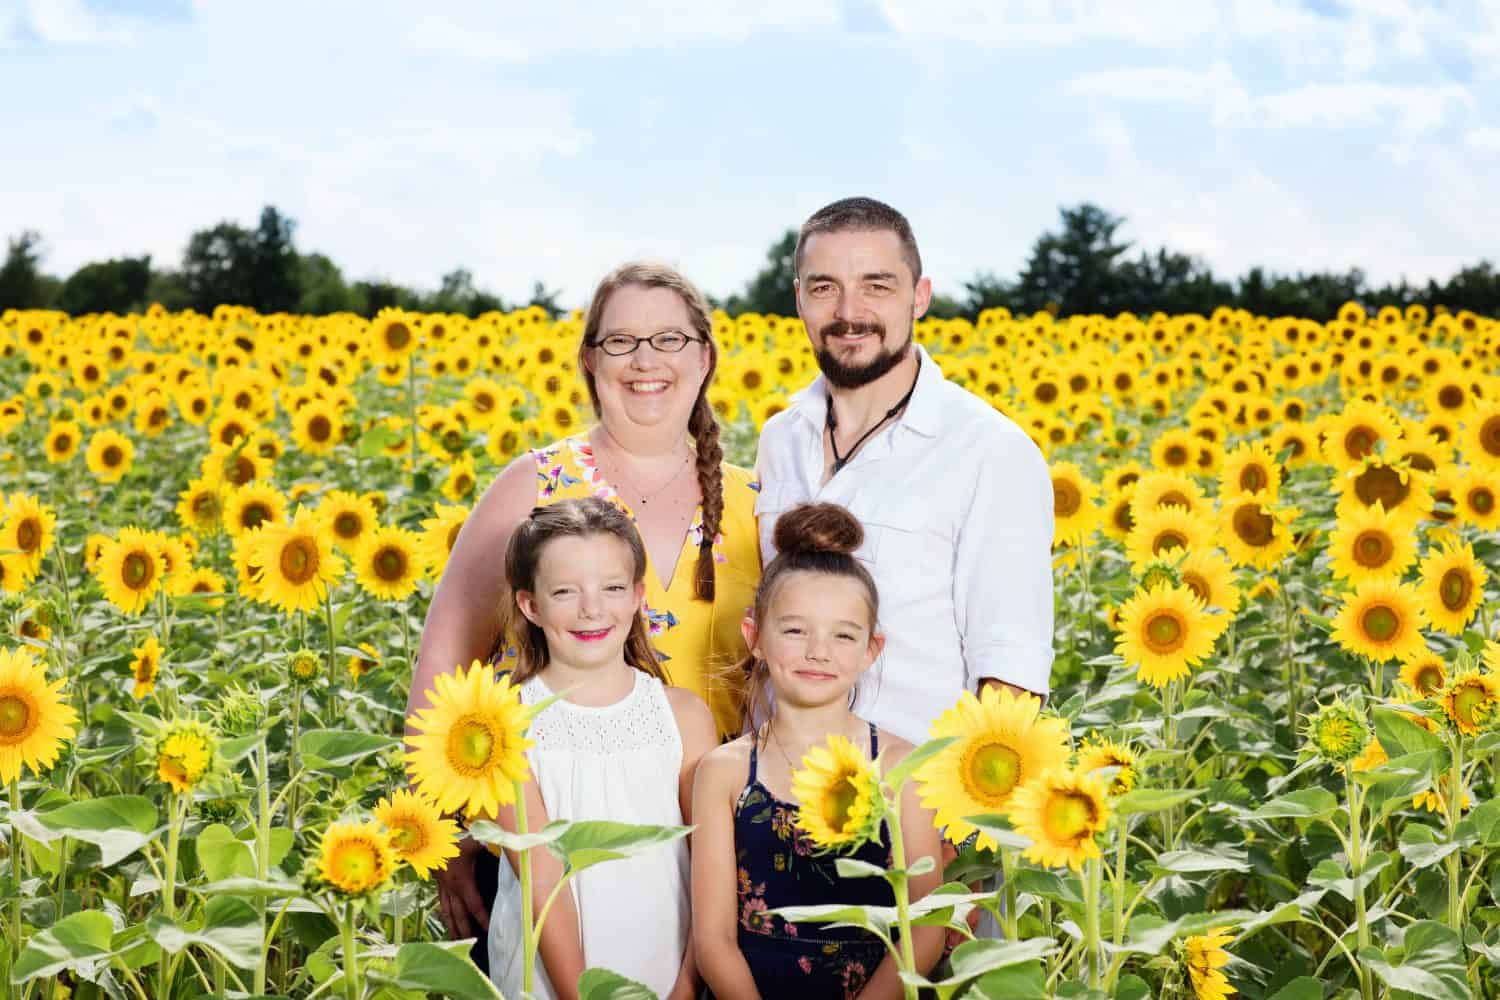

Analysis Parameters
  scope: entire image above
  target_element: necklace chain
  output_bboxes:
[600,428,693,506]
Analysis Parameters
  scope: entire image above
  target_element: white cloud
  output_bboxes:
[1066,61,1252,125]
[1256,81,1473,131]
[1467,127,1500,150]
[4,0,136,44]
[405,16,527,62]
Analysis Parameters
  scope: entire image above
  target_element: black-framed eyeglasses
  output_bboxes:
[588,331,706,356]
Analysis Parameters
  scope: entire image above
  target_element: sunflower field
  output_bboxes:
[2,299,1500,1000]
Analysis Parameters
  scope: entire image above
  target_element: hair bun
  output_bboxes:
[772,503,863,556]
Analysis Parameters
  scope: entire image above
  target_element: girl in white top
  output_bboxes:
[487,497,718,1000]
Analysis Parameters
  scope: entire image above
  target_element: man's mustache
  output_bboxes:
[819,320,886,341]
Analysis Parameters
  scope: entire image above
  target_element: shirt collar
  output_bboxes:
[788,342,943,438]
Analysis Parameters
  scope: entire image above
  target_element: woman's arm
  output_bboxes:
[406,453,536,741]
[857,734,946,1000]
[690,747,762,1000]
[663,688,719,1000]
[494,781,587,1000]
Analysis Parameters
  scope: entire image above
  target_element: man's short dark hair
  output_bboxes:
[794,197,923,283]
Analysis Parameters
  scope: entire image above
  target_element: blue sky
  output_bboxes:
[3,0,1498,306]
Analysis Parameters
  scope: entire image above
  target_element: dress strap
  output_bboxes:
[868,721,879,759]
[748,733,760,784]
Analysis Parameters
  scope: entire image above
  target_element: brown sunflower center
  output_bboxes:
[1053,480,1082,518]
[964,741,1022,802]
[1414,665,1444,696]
[1239,464,1268,492]
[1164,445,1189,467]
[374,546,407,582]
[1479,416,1500,459]
[1042,789,1097,841]
[1360,604,1399,642]
[384,322,412,351]
[1353,530,1393,568]
[1344,426,1378,461]
[448,718,496,771]
[1440,568,1473,611]
[822,776,859,833]
[122,551,154,589]
[102,445,123,467]
[1353,465,1409,510]
[1182,573,1210,605]
[0,694,32,741]
[1143,609,1185,652]
[1112,501,1135,535]
[53,433,73,453]
[278,537,320,585]
[1034,383,1059,404]
[15,518,40,553]
[1152,530,1188,555]
[307,415,332,442]
[333,512,362,539]
[1437,385,1466,410]
[191,493,220,520]
[241,502,272,530]
[390,820,425,852]
[1469,487,1495,516]
[1158,491,1191,510]
[1232,505,1274,547]
[229,455,255,486]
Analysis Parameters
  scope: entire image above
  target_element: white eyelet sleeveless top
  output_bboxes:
[488,671,689,999]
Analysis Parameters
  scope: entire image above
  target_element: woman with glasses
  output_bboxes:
[409,261,763,972]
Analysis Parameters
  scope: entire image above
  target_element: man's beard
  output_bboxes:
[814,320,913,389]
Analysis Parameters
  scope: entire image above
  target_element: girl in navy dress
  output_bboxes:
[691,503,944,999]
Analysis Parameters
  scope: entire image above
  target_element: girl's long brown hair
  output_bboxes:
[499,497,665,685]
[738,503,881,735]
[578,261,725,601]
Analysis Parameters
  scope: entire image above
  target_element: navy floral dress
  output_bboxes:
[731,723,895,1000]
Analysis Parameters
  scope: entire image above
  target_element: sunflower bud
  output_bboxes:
[1304,699,1369,764]
[289,648,320,684]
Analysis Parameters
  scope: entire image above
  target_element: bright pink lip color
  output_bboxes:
[570,628,613,641]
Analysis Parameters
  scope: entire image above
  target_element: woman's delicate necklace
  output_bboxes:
[600,429,693,507]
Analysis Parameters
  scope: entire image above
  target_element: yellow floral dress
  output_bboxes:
[526,432,761,736]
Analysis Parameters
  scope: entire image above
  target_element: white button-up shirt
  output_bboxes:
[754,344,1055,745]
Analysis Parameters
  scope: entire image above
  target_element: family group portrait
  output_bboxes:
[3,3,1500,999]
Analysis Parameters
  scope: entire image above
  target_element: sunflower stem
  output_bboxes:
[1345,763,1373,1000]
[1083,855,1103,989]
[998,848,1019,941]
[1447,736,1465,931]
[10,779,23,966]
[324,586,339,702]
[516,779,537,997]
[157,791,186,998]
[1161,681,1178,846]
[883,803,919,1000]
[1108,812,1128,985]
[406,359,422,492]
[341,899,360,1000]
[253,738,273,996]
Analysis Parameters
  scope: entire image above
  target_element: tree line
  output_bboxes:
[3,203,1499,321]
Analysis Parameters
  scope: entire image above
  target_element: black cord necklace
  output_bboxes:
[825,354,921,476]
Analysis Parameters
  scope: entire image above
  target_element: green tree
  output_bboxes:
[297,253,353,314]
[526,280,564,317]
[0,231,49,309]
[1015,204,1133,315]
[180,221,257,311]
[725,229,798,316]
[250,206,301,312]
[56,256,153,315]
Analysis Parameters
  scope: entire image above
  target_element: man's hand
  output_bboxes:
[978,677,1045,706]
[437,835,491,941]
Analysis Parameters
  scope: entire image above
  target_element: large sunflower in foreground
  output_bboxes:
[250,508,344,613]
[1326,502,1416,584]
[1007,767,1111,871]
[1416,541,1488,634]
[0,646,79,782]
[1329,578,1427,663]
[1183,927,1236,1000]
[374,789,461,879]
[1115,583,1220,688]
[405,661,533,819]
[917,685,1070,851]
[95,527,164,614]
[790,733,883,851]
[353,525,427,601]
[316,820,398,897]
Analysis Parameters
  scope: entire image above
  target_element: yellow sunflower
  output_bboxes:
[0,646,79,782]
[1304,699,1368,763]
[291,399,344,456]
[370,307,419,365]
[318,490,378,551]
[375,789,462,879]
[1416,541,1488,634]
[1322,399,1402,473]
[224,483,289,538]
[1329,578,1427,663]
[1219,495,1297,571]
[1050,462,1100,545]
[1456,466,1500,530]
[1125,504,1212,570]
[1150,428,1200,472]
[175,476,225,537]
[316,820,398,897]
[249,507,344,613]
[1326,503,1417,584]
[1336,456,1430,525]
[1398,651,1447,698]
[790,733,883,851]
[419,502,469,580]
[1075,735,1138,795]
[347,642,380,683]
[1007,767,1111,871]
[85,428,135,483]
[405,661,533,819]
[1100,483,1138,543]
[1132,471,1209,516]
[95,527,164,614]
[916,685,1071,851]
[1217,441,1282,499]
[441,454,478,504]
[1115,583,1221,688]
[1441,669,1500,736]
[1183,927,1236,1000]
[179,567,227,609]
[45,420,82,463]
[155,719,217,794]
[2,493,55,577]
[1460,400,1500,469]
[353,525,427,602]
[129,634,163,700]
[1177,548,1241,616]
